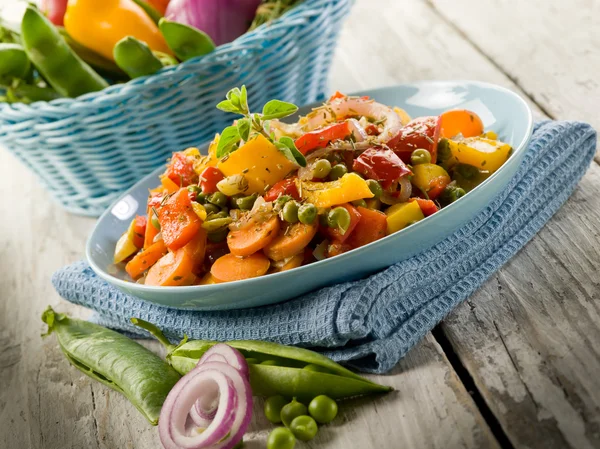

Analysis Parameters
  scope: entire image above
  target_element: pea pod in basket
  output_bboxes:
[42,307,181,425]
[133,319,392,402]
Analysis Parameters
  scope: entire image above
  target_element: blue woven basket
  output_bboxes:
[0,0,352,216]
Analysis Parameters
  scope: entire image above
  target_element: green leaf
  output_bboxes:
[274,141,296,164]
[216,100,240,114]
[236,118,250,141]
[216,125,241,158]
[262,99,298,120]
[240,85,248,114]
[279,136,306,167]
[226,87,242,102]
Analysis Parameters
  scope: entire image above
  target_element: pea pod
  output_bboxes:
[1,82,61,104]
[134,319,392,401]
[113,36,164,79]
[159,18,215,61]
[0,43,31,79]
[42,308,181,425]
[20,6,108,97]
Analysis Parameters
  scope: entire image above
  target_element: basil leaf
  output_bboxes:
[236,118,250,142]
[262,99,298,120]
[279,136,306,167]
[216,125,241,158]
[216,100,240,114]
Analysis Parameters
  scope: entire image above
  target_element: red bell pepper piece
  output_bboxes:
[295,121,353,155]
[328,91,346,102]
[264,178,301,202]
[347,207,387,249]
[132,215,147,249]
[166,152,198,187]
[410,198,439,217]
[157,188,201,251]
[326,203,361,243]
[352,147,412,190]
[199,166,224,194]
[387,116,442,164]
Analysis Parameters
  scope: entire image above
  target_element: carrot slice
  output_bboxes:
[270,252,304,273]
[227,215,280,257]
[264,222,318,262]
[144,214,159,249]
[182,229,207,273]
[440,109,484,139]
[211,253,270,283]
[145,248,196,286]
[125,240,167,279]
[158,188,201,251]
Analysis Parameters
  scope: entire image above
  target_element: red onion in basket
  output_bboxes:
[165,0,262,46]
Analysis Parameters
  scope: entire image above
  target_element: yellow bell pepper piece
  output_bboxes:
[385,201,425,235]
[298,173,374,208]
[411,163,451,196]
[217,134,297,195]
[192,202,207,221]
[114,219,139,263]
[448,137,512,173]
[64,0,172,61]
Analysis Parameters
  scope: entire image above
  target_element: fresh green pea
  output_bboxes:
[351,199,367,208]
[439,185,466,206]
[159,19,216,62]
[282,201,300,223]
[453,187,466,200]
[261,360,279,366]
[196,192,208,204]
[308,395,338,424]
[208,191,228,207]
[297,204,317,225]
[113,36,164,79]
[411,148,432,165]
[0,43,31,79]
[236,193,258,210]
[187,185,202,197]
[327,207,351,233]
[245,358,260,365]
[151,213,161,231]
[20,6,108,97]
[41,309,181,425]
[290,415,318,441]
[366,179,383,199]
[203,203,221,215]
[312,159,332,179]
[281,398,308,428]
[275,195,293,211]
[437,138,454,169]
[454,163,479,180]
[202,217,232,232]
[264,395,289,424]
[328,163,348,181]
[267,427,295,449]
[207,228,228,242]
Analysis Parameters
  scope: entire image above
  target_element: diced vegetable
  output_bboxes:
[327,241,351,258]
[131,215,147,249]
[264,222,318,261]
[270,253,304,273]
[227,216,280,257]
[198,272,217,285]
[326,203,361,243]
[298,173,374,208]
[114,219,140,263]
[160,175,180,193]
[295,121,354,155]
[352,147,412,189]
[125,240,168,279]
[181,229,207,273]
[387,116,442,163]
[411,163,451,200]
[199,166,225,194]
[385,201,425,234]
[217,135,297,195]
[447,137,512,173]
[145,248,196,286]
[264,178,301,202]
[165,152,198,187]
[211,252,271,283]
[347,207,387,248]
[409,198,439,217]
[157,188,202,251]
[440,109,484,139]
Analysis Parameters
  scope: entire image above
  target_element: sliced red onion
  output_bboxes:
[197,344,249,379]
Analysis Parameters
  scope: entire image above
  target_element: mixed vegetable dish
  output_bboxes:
[114,86,512,286]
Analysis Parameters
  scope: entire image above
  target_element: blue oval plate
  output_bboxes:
[87,81,533,310]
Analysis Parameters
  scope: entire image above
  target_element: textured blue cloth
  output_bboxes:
[52,121,596,374]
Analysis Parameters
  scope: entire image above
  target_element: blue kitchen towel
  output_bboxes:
[52,121,597,374]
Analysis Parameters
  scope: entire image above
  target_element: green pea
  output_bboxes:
[453,187,466,201]
[208,191,228,207]
[207,228,228,243]
[454,163,479,180]
[298,204,317,225]
[282,201,300,223]
[264,395,289,424]
[202,217,232,232]
[290,415,318,441]
[327,207,351,234]
[267,427,296,449]
[203,203,221,215]
[351,199,367,208]
[187,185,202,197]
[308,395,338,424]
[366,179,383,199]
[328,163,348,181]
[236,193,258,210]
[196,192,208,204]
[151,213,161,231]
[303,363,332,373]
[439,185,466,206]
[245,358,259,365]
[275,195,293,211]
[411,148,432,165]
[261,360,279,366]
[281,398,308,428]
[312,159,332,179]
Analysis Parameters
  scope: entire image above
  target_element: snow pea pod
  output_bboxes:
[113,36,164,79]
[42,308,181,425]
[1,82,61,103]
[159,18,215,62]
[0,43,31,79]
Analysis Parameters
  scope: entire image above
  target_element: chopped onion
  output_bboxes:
[217,175,248,197]
[380,176,412,205]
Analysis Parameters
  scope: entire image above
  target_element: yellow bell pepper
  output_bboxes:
[217,134,297,195]
[411,163,451,199]
[385,201,425,235]
[298,173,374,208]
[64,0,172,61]
[447,137,512,173]
[114,219,139,263]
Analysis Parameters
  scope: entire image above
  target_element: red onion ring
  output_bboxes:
[197,344,249,379]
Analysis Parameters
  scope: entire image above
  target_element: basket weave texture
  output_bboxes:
[0,0,352,216]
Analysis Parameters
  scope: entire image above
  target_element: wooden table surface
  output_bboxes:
[2,0,599,448]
